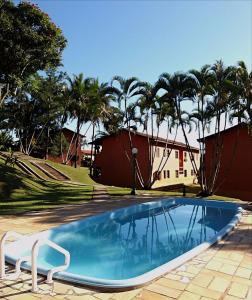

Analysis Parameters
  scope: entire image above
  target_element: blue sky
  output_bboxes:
[34,0,252,82]
[21,0,252,142]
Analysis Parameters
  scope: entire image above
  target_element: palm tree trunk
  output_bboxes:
[74,118,80,168]
[90,122,95,176]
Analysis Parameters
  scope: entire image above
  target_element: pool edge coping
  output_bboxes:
[5,198,243,289]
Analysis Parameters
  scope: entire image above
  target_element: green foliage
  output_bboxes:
[3,70,67,156]
[0,157,93,214]
[49,132,69,157]
[0,130,13,150]
[0,0,67,102]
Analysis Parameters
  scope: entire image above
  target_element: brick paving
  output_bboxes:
[0,198,251,300]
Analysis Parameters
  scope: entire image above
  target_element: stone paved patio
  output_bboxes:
[0,197,251,300]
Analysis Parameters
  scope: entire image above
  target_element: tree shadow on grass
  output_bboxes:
[0,163,27,200]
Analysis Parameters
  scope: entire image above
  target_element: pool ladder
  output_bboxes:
[0,231,70,292]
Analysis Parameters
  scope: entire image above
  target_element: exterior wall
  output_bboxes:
[152,146,199,188]
[205,125,252,201]
[93,131,200,189]
[93,131,150,188]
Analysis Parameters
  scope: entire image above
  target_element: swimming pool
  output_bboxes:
[5,198,242,288]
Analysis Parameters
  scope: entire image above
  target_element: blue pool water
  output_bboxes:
[6,198,241,287]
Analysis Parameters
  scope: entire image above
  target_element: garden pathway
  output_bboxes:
[0,198,251,300]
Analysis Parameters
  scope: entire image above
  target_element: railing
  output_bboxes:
[0,231,28,279]
[0,231,70,293]
[32,238,70,292]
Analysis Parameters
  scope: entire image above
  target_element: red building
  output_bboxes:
[92,129,199,189]
[204,123,252,201]
[48,128,84,166]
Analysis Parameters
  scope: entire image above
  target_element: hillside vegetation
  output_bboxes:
[0,157,93,214]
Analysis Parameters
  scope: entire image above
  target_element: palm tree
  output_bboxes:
[66,73,93,168]
[189,65,213,195]
[87,79,118,175]
[111,76,141,129]
[136,81,177,189]
[231,61,252,133]
[155,72,199,181]
[205,60,235,194]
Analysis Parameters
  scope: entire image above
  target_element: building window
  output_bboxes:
[175,150,179,159]
[184,170,187,177]
[167,170,170,178]
[156,148,160,158]
[163,148,166,157]
[163,170,166,179]
[184,151,187,162]
[191,169,194,176]
[175,170,179,178]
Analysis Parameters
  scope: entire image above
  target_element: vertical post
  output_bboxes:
[0,236,5,279]
[0,231,23,279]
[32,240,39,292]
[131,148,138,195]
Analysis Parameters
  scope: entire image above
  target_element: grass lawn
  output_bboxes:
[7,151,96,185]
[107,185,242,203]
[22,159,51,180]
[46,160,96,185]
[0,157,93,214]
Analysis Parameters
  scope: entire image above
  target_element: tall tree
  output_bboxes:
[66,74,93,168]
[111,76,141,128]
[0,0,66,105]
[88,80,118,174]
[30,70,67,159]
[155,72,199,180]
[136,82,177,189]
[231,61,252,133]
[205,60,235,194]
[2,71,66,156]
[189,65,213,194]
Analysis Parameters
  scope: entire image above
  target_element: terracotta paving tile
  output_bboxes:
[235,267,252,279]
[185,283,222,300]
[52,282,74,294]
[205,261,223,272]
[176,271,196,279]
[146,283,182,298]
[228,282,249,298]
[186,266,201,275]
[134,290,174,300]
[93,293,114,300]
[178,291,201,300]
[164,274,181,281]
[229,253,243,262]
[213,257,240,267]
[246,287,252,300]
[208,277,230,293]
[220,264,238,275]
[240,257,252,269]
[5,293,40,300]
[157,278,187,291]
[111,289,141,300]
[65,295,97,300]
[223,295,243,300]
[231,276,252,287]
[191,273,214,288]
